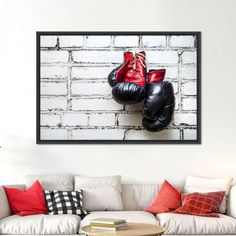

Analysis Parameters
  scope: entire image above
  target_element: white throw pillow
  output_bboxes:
[184,176,233,213]
[74,175,123,211]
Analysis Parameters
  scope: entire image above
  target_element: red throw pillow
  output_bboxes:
[4,180,48,216]
[174,191,225,217]
[145,180,181,213]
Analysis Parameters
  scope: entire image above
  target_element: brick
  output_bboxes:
[40,97,67,111]
[114,36,139,47]
[142,36,166,47]
[41,82,67,95]
[182,97,197,111]
[73,51,123,63]
[165,67,178,78]
[59,36,83,47]
[182,82,197,95]
[41,51,68,63]
[118,113,142,126]
[89,113,115,126]
[86,36,111,47]
[72,98,123,111]
[41,114,61,126]
[40,128,68,140]
[71,81,111,96]
[146,51,178,64]
[125,129,180,140]
[184,129,197,140]
[40,36,57,47]
[174,113,197,125]
[170,36,195,48]
[182,51,197,64]
[40,114,61,126]
[182,66,197,80]
[125,102,144,112]
[71,129,124,140]
[72,66,112,79]
[62,113,88,126]
[41,66,68,79]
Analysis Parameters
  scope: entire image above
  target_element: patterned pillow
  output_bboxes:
[174,191,225,217]
[44,190,87,217]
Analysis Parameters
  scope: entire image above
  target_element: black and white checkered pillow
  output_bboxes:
[44,190,87,217]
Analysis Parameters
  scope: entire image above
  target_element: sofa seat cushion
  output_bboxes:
[80,211,158,228]
[156,212,236,235]
[0,214,81,235]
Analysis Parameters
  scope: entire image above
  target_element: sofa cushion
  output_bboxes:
[26,174,74,191]
[80,211,158,228]
[156,212,236,234]
[122,184,159,210]
[0,186,11,220]
[75,175,122,211]
[184,176,233,213]
[0,214,81,235]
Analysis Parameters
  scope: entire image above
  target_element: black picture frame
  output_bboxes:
[37,31,201,144]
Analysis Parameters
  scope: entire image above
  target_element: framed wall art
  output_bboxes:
[36,31,201,144]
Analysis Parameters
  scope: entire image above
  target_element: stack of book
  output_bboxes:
[89,218,128,231]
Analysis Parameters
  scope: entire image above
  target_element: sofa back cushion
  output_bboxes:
[121,184,159,210]
[0,186,11,220]
[227,185,236,218]
[184,176,233,213]
[74,175,122,211]
[26,175,74,191]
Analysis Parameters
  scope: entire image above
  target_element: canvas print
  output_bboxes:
[37,32,201,143]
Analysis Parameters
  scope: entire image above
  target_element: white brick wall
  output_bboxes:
[72,66,112,79]
[142,36,166,47]
[72,98,123,111]
[86,36,111,47]
[41,82,67,95]
[182,66,197,80]
[41,66,68,79]
[41,128,68,140]
[71,129,124,140]
[41,51,68,63]
[114,36,139,47]
[62,113,88,126]
[125,129,180,140]
[89,113,116,126]
[41,36,57,47]
[170,36,195,48]
[73,51,123,63]
[146,51,179,64]
[59,36,83,47]
[71,81,111,96]
[118,113,142,127]
[41,97,67,111]
[40,34,198,141]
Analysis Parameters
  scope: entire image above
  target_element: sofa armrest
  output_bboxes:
[227,185,236,218]
[0,186,11,220]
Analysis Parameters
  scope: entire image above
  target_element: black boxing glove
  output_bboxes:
[142,69,175,132]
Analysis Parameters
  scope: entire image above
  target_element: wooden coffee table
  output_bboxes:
[80,222,166,236]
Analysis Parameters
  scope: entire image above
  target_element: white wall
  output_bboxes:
[0,0,236,185]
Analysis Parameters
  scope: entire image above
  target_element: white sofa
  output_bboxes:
[0,175,236,235]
